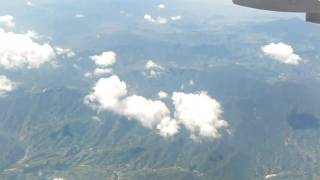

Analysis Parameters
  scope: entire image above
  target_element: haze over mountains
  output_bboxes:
[0,0,320,180]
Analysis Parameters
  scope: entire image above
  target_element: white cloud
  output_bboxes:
[144,14,167,25]
[158,4,166,9]
[90,51,117,67]
[84,75,127,111]
[120,95,171,128]
[55,47,75,58]
[53,178,65,180]
[265,174,278,179]
[74,14,85,19]
[156,117,179,137]
[0,29,56,69]
[25,31,39,39]
[94,68,112,76]
[171,16,183,21]
[84,72,93,78]
[85,75,178,136]
[26,0,34,6]
[172,92,228,139]
[158,91,168,99]
[144,60,164,78]
[261,42,302,65]
[145,60,164,70]
[85,77,228,140]
[0,15,15,28]
[91,116,102,122]
[0,75,16,96]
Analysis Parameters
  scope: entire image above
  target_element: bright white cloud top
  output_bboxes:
[85,74,228,140]
[156,117,179,137]
[145,60,164,70]
[0,15,15,28]
[84,75,127,111]
[172,92,228,140]
[144,60,165,78]
[0,29,56,69]
[144,14,167,25]
[158,91,168,99]
[84,75,179,137]
[0,75,16,96]
[120,95,172,129]
[261,42,302,65]
[90,51,117,67]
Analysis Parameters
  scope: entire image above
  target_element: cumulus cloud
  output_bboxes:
[0,75,16,96]
[84,75,127,111]
[158,91,168,99]
[157,117,179,137]
[94,68,112,76]
[261,42,302,65]
[144,14,167,25]
[0,15,15,28]
[144,60,165,78]
[0,29,56,69]
[145,60,164,70]
[85,75,228,140]
[84,75,179,136]
[55,47,75,58]
[172,92,228,140]
[120,95,172,128]
[90,51,117,67]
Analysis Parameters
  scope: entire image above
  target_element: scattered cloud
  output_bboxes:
[158,4,166,9]
[84,72,93,78]
[145,60,164,70]
[0,75,16,96]
[144,14,167,25]
[265,174,278,179]
[26,0,34,6]
[0,15,15,28]
[90,51,117,67]
[85,74,228,140]
[180,80,195,90]
[84,75,127,111]
[74,14,85,19]
[158,91,168,99]
[91,116,102,122]
[261,42,301,65]
[120,95,172,129]
[94,68,112,76]
[172,92,228,140]
[0,29,56,69]
[144,60,165,78]
[55,47,75,58]
[84,75,179,136]
[171,16,183,21]
[156,117,179,137]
